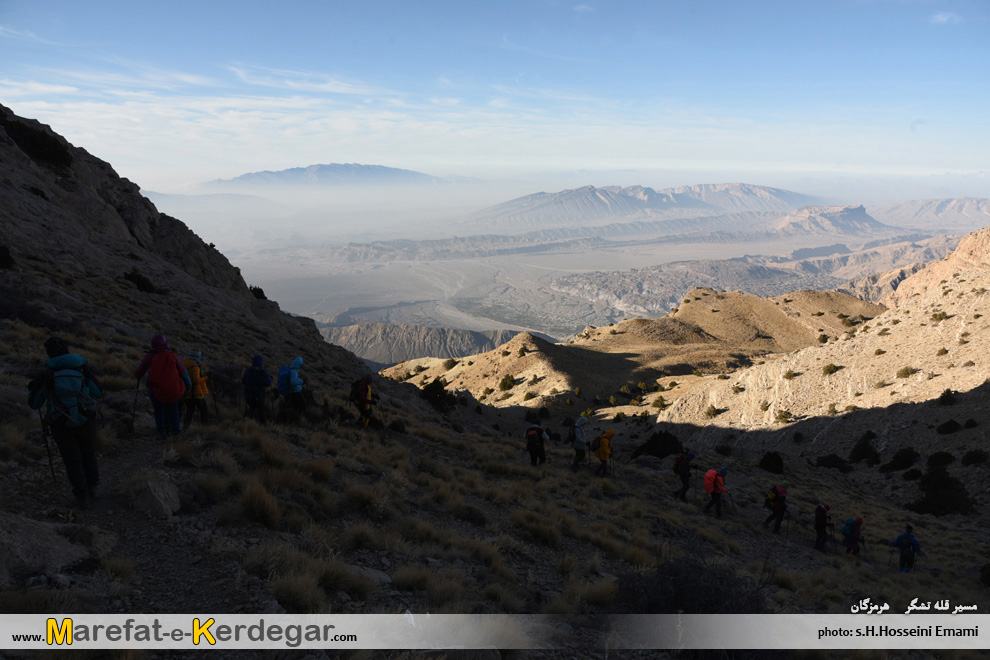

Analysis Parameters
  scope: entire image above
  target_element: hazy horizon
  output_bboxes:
[2,1,987,198]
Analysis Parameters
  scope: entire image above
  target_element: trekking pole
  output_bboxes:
[888,547,894,567]
[38,410,57,484]
[130,380,141,431]
[726,490,737,513]
[785,510,791,539]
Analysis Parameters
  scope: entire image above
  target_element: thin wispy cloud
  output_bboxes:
[29,64,216,92]
[229,65,394,96]
[573,4,594,13]
[929,12,961,25]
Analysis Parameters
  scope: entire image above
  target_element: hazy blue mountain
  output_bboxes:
[204,163,446,187]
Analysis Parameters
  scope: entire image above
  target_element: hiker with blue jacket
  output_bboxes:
[569,416,589,470]
[893,525,922,573]
[28,336,103,509]
[285,356,306,411]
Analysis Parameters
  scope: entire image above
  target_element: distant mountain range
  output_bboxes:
[458,182,824,233]
[203,163,470,187]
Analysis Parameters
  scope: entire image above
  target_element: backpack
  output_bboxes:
[840,519,855,540]
[244,367,270,399]
[764,486,778,509]
[897,535,915,554]
[590,435,601,452]
[277,366,291,396]
[349,379,369,406]
[525,427,542,446]
[45,365,97,428]
[148,351,186,404]
[567,425,577,444]
[672,453,683,475]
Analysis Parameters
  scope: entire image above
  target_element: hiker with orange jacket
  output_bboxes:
[181,349,210,430]
[135,334,191,436]
[703,466,729,519]
[594,428,615,476]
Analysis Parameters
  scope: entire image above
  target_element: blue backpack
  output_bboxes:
[277,365,291,396]
[46,364,98,428]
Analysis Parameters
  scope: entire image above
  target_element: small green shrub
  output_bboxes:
[896,366,917,378]
[783,370,795,380]
[704,404,718,418]
[775,410,792,424]
[498,374,515,391]
[822,363,838,376]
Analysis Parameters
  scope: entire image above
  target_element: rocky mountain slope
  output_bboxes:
[320,322,520,368]
[384,289,885,410]
[550,235,956,316]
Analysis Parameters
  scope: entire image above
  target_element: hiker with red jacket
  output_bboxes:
[135,333,191,436]
[763,481,788,533]
[28,336,104,509]
[352,374,378,428]
[524,423,549,466]
[703,466,729,518]
[814,503,833,551]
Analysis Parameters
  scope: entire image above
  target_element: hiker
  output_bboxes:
[842,517,867,556]
[568,416,589,470]
[593,428,615,476]
[671,450,696,501]
[280,357,306,411]
[763,481,788,533]
[703,466,729,518]
[242,355,273,424]
[524,423,549,466]
[28,336,104,509]
[893,525,922,573]
[814,503,833,551]
[135,334,191,436]
[350,374,378,428]
[181,349,210,430]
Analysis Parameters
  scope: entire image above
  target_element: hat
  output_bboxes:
[719,465,728,474]
[187,349,202,360]
[855,517,863,525]
[687,450,696,459]
[823,503,831,511]
[151,334,167,350]
[781,481,789,489]
[44,336,68,358]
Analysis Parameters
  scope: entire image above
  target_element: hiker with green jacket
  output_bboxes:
[28,336,103,509]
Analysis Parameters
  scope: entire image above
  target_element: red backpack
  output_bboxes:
[148,351,186,404]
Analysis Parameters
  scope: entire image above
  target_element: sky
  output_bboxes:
[1,0,988,194]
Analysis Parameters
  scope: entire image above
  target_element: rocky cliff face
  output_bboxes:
[0,103,367,421]
[321,322,520,366]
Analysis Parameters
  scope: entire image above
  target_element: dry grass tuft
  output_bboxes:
[240,478,281,528]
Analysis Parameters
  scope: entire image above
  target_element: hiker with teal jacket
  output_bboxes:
[28,336,104,509]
